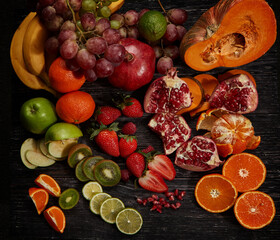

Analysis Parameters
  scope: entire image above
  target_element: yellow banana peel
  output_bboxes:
[108,0,125,14]
[10,12,58,96]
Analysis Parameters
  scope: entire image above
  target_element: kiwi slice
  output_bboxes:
[75,158,90,182]
[93,160,121,187]
[59,188,80,210]
[68,143,93,168]
[82,156,104,180]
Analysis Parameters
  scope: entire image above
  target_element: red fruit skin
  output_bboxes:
[108,38,156,91]
[119,137,138,158]
[95,130,120,157]
[122,122,137,135]
[121,169,132,182]
[148,155,176,181]
[122,98,143,118]
[138,170,168,193]
[95,106,121,125]
[126,152,145,178]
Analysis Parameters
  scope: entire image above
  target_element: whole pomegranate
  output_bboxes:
[209,74,258,114]
[175,135,223,172]
[108,38,155,91]
[144,68,192,113]
[148,112,191,155]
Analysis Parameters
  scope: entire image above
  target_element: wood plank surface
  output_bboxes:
[2,0,280,239]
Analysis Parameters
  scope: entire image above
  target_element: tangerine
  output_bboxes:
[48,57,86,93]
[234,191,275,229]
[56,91,95,124]
[194,174,238,213]
[44,206,66,233]
[29,187,49,215]
[34,174,61,197]
[222,153,266,192]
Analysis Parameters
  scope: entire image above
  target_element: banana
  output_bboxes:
[10,12,58,96]
[108,0,125,14]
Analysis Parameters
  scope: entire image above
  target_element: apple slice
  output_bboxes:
[47,138,78,159]
[38,138,65,161]
[25,150,56,167]
[20,138,38,169]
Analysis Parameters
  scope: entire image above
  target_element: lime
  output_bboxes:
[82,181,103,200]
[58,188,80,210]
[100,198,125,224]
[116,208,143,235]
[138,10,167,42]
[89,192,111,215]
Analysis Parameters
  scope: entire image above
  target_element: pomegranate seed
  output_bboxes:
[169,195,175,201]
[177,195,183,200]
[153,200,160,205]
[156,208,162,213]
[164,202,170,208]
[142,199,148,206]
[152,194,159,200]
[180,191,186,197]
[171,203,177,210]
[174,189,179,196]
[148,197,154,202]
[159,197,165,203]
[136,198,143,205]
[165,192,174,197]
[150,205,157,211]
[175,202,181,208]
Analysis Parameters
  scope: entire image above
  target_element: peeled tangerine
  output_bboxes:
[179,0,277,71]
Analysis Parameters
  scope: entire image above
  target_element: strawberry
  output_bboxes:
[121,122,137,135]
[126,152,145,178]
[138,170,168,193]
[119,134,138,158]
[95,106,121,125]
[147,154,176,181]
[113,94,143,118]
[89,122,120,157]
[141,145,155,153]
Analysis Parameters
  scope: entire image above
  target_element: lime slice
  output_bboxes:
[89,192,111,215]
[100,198,125,224]
[116,208,143,235]
[82,181,103,200]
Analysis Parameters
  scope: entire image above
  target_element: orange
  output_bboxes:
[48,57,86,93]
[210,113,260,157]
[196,108,227,131]
[56,91,95,124]
[35,174,61,197]
[195,174,238,213]
[44,206,66,233]
[234,191,276,229]
[222,153,266,192]
[29,187,49,215]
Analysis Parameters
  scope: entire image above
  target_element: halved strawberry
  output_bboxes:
[138,170,168,193]
[147,154,176,181]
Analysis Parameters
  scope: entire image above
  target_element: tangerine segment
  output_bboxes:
[222,153,266,192]
[29,187,49,215]
[44,206,66,233]
[35,174,61,197]
[195,174,238,213]
[234,191,275,230]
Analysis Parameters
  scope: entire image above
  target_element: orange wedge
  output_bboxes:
[44,206,66,233]
[234,191,275,229]
[35,174,61,197]
[29,187,49,215]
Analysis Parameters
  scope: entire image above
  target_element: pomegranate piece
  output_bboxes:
[148,112,191,155]
[209,74,258,114]
[144,67,192,113]
[175,135,223,172]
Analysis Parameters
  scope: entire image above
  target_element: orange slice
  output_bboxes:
[195,174,238,213]
[222,153,266,192]
[234,191,275,229]
[35,174,61,197]
[44,206,66,233]
[29,187,49,215]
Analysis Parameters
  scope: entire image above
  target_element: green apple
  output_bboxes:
[45,122,83,142]
[20,97,57,134]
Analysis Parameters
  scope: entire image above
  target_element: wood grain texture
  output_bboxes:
[3,0,280,239]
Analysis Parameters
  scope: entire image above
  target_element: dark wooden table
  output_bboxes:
[2,0,280,239]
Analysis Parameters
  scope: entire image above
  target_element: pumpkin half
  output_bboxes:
[179,0,277,71]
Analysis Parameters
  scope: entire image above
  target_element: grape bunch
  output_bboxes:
[38,0,127,81]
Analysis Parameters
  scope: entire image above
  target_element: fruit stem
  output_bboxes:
[125,51,134,62]
[65,0,87,43]
[157,0,166,13]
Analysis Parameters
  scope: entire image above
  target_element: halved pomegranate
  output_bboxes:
[209,74,258,114]
[148,112,191,155]
[144,68,192,113]
[175,135,223,172]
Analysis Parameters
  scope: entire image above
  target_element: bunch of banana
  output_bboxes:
[10,12,58,97]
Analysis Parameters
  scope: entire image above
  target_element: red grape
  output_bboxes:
[164,45,179,60]
[152,45,164,59]
[95,18,111,35]
[167,8,188,25]
[104,44,126,64]
[94,58,114,78]
[124,10,139,26]
[176,25,187,41]
[60,39,79,59]
[138,9,149,19]
[76,48,96,70]
[45,36,59,55]
[118,27,127,38]
[80,12,96,31]
[127,26,139,39]
[164,24,178,42]
[86,37,107,55]
[58,30,77,45]
[157,56,173,75]
[41,6,56,21]
[61,20,76,31]
[110,13,125,27]
[85,69,97,82]
[102,28,121,45]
